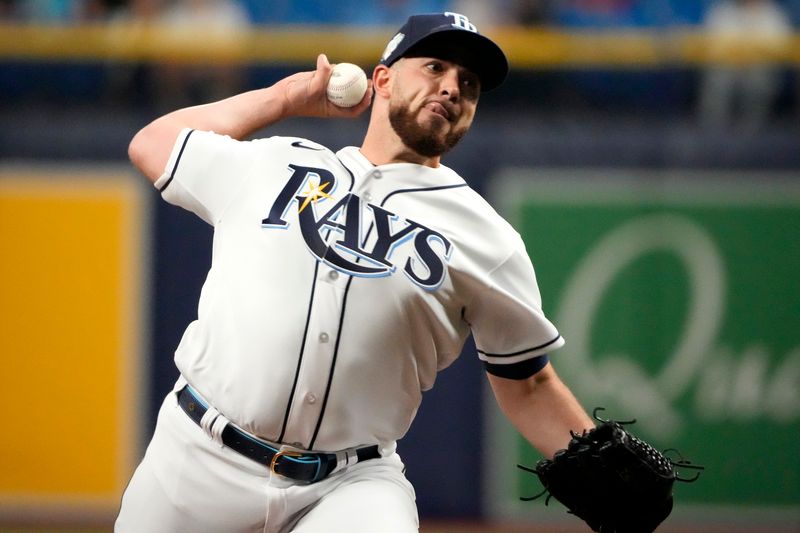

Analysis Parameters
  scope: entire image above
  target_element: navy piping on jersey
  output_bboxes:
[476,334,562,358]
[358,182,468,250]
[277,260,320,444]
[308,274,355,450]
[279,158,356,447]
[380,182,468,207]
[158,129,196,193]
[336,158,356,192]
[306,173,362,449]
[306,181,467,449]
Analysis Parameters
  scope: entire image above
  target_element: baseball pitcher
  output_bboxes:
[117,12,693,533]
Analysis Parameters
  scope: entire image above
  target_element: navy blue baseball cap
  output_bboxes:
[379,12,509,92]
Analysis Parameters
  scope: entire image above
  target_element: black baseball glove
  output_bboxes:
[517,408,703,533]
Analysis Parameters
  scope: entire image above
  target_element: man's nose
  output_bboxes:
[439,69,460,102]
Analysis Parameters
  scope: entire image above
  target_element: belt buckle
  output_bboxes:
[270,449,305,478]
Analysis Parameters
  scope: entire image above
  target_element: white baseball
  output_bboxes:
[326,63,368,108]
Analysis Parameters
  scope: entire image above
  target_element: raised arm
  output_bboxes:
[487,362,595,458]
[128,53,373,183]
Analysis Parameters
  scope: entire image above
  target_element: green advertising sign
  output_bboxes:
[485,171,800,521]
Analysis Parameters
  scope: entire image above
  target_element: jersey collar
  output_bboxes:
[336,146,467,190]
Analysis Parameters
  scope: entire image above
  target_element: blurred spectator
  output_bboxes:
[156,0,250,107]
[552,0,703,28]
[512,0,555,25]
[161,0,249,29]
[340,0,449,25]
[104,0,250,109]
[446,0,511,27]
[697,0,793,131]
[554,0,648,28]
[108,0,165,22]
[4,0,128,21]
[445,0,554,27]
[14,0,79,22]
[6,0,123,21]
[243,0,447,25]
[0,0,14,18]
[102,0,167,106]
[83,0,127,20]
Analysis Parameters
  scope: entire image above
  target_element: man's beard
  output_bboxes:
[389,101,468,158]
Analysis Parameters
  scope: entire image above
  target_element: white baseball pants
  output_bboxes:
[115,388,419,533]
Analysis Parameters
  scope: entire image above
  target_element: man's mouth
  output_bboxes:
[424,101,452,121]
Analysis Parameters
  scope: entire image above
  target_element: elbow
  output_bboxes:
[128,131,144,170]
[128,126,165,184]
[128,113,187,182]
[128,129,150,178]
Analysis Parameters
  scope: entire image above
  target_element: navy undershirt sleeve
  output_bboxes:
[483,354,549,380]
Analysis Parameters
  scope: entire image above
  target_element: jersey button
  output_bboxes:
[328,270,339,281]
[306,393,317,404]
[363,192,373,203]
[319,332,329,343]
[373,170,382,179]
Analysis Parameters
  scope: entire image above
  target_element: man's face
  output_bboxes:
[388,56,480,158]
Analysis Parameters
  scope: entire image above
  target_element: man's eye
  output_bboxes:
[426,62,443,72]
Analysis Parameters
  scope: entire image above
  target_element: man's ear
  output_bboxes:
[372,64,394,99]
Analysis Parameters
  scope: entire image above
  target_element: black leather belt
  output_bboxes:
[176,384,380,483]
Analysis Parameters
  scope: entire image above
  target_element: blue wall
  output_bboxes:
[2,59,798,519]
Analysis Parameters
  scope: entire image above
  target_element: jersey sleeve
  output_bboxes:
[153,128,255,225]
[465,238,564,378]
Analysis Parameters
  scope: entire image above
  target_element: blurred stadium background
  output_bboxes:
[1,0,799,531]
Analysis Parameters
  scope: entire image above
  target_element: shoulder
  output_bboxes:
[178,132,336,167]
[396,166,522,254]
[250,135,332,154]
[224,135,343,168]
[437,166,520,241]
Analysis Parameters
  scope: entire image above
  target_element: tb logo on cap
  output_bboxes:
[445,12,477,32]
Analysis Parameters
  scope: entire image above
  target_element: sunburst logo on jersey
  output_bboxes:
[297,180,333,213]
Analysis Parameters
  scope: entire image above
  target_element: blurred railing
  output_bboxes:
[0,23,798,67]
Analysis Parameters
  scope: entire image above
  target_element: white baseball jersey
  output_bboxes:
[154,128,564,455]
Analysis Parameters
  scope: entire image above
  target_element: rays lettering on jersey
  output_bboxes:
[261,164,452,290]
